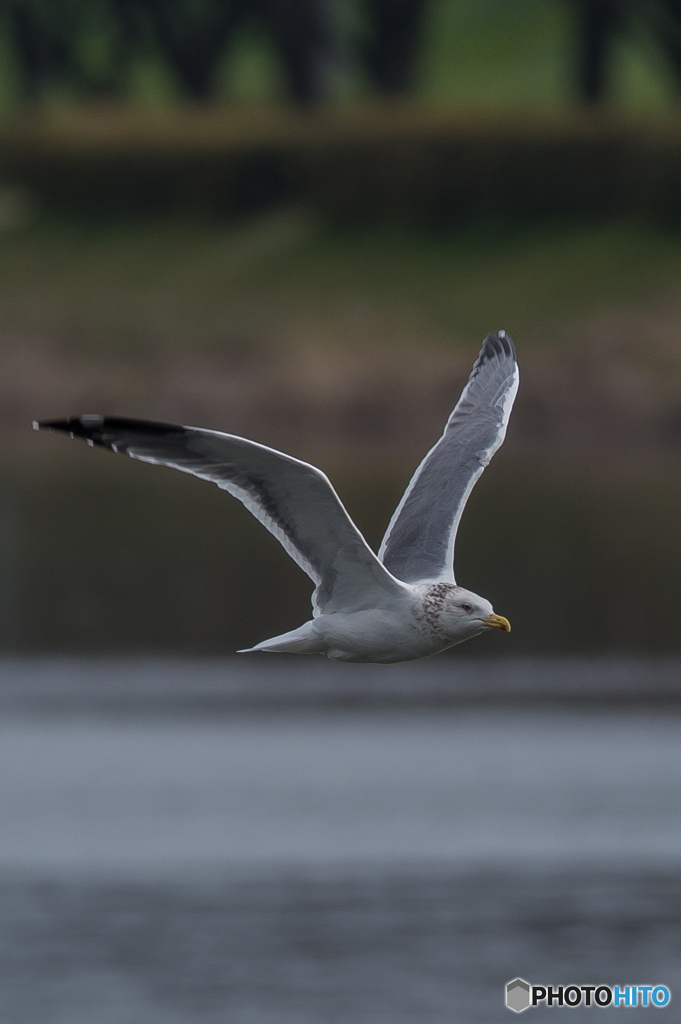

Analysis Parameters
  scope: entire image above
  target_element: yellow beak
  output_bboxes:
[480,613,511,633]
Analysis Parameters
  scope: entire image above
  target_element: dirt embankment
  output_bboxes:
[6,296,681,467]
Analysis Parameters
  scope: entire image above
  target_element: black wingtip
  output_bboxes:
[479,330,516,364]
[36,415,106,442]
[38,415,98,429]
[34,414,190,452]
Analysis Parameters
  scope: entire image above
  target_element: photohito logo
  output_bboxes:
[505,979,671,1012]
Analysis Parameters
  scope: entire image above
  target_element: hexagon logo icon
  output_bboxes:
[506,978,531,1012]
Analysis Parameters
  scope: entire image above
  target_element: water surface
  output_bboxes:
[0,657,678,1023]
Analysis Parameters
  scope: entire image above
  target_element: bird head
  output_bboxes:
[422,584,511,642]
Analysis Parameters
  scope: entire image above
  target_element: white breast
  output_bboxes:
[313,594,448,663]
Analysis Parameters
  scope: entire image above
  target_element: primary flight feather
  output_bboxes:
[36,330,519,663]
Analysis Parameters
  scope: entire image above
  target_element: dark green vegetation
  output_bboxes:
[420,0,674,110]
[0,0,676,110]
[8,110,681,224]
[1,3,680,225]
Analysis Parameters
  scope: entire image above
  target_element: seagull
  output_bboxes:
[35,330,518,663]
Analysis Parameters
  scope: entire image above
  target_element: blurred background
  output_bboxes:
[0,1,681,1021]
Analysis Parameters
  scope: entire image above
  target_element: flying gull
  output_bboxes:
[36,331,519,663]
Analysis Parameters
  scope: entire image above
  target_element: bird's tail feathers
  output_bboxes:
[238,622,321,655]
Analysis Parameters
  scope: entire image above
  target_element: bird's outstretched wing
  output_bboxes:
[35,416,407,615]
[378,331,519,585]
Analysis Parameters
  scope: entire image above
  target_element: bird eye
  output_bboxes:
[460,603,472,613]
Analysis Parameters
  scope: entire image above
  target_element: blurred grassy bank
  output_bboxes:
[6,214,681,465]
[5,213,681,356]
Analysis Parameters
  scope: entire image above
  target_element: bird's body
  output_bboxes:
[36,331,519,663]
[246,582,502,663]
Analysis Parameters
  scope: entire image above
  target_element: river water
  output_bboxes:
[0,657,679,1022]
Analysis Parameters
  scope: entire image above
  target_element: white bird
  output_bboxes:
[36,331,519,663]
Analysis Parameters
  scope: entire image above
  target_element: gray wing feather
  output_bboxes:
[378,331,519,585]
[36,416,406,615]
